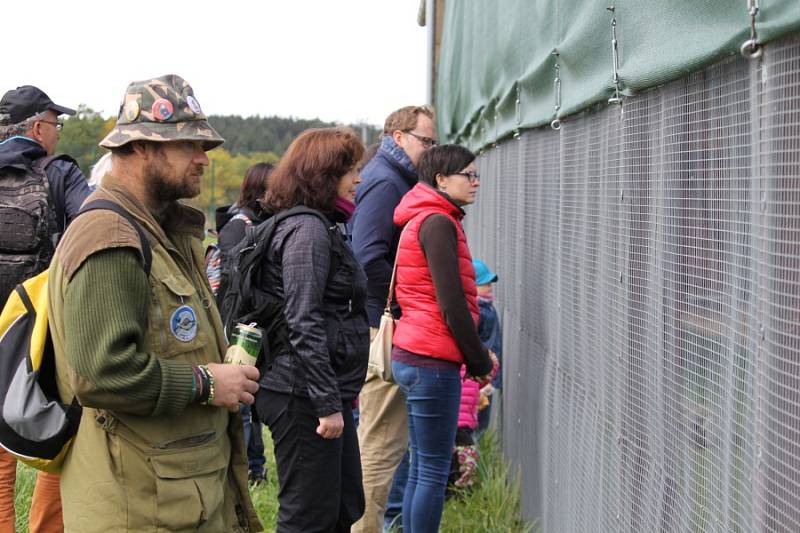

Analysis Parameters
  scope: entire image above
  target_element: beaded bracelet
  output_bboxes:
[199,365,215,405]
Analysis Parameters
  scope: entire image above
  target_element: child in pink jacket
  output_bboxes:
[448,258,500,493]
[448,367,482,491]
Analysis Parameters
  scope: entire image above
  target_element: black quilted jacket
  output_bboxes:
[254,212,369,417]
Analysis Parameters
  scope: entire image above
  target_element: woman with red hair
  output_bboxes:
[253,128,369,531]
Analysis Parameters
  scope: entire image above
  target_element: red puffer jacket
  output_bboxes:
[392,183,478,363]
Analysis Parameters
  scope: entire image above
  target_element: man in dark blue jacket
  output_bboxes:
[351,105,437,533]
[0,84,91,533]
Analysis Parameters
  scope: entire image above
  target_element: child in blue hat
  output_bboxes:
[472,259,502,433]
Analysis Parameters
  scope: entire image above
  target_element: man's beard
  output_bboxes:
[145,151,202,202]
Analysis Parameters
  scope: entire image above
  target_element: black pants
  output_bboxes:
[256,390,364,532]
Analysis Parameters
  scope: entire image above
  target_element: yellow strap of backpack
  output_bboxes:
[0,270,49,369]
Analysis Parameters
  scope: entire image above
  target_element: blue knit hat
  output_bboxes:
[472,259,498,285]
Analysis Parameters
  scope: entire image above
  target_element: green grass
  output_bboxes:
[203,233,217,249]
[14,428,533,532]
[250,429,278,526]
[12,462,35,531]
[439,430,536,533]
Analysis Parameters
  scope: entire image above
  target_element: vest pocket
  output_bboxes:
[150,273,210,359]
[149,439,229,530]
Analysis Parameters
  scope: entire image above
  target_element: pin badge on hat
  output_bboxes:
[186,95,203,115]
[123,100,140,122]
[152,98,174,121]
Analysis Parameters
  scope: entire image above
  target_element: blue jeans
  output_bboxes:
[384,449,409,531]
[392,360,461,533]
[240,403,266,477]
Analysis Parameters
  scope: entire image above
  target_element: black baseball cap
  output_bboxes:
[0,85,76,125]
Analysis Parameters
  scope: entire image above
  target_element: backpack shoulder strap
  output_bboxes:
[277,205,333,228]
[14,282,35,317]
[77,200,152,276]
[238,206,334,272]
[13,155,62,208]
[31,154,79,195]
[32,154,77,173]
[232,206,330,287]
[32,154,81,242]
[280,205,341,276]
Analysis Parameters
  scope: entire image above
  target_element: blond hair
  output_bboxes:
[383,105,435,135]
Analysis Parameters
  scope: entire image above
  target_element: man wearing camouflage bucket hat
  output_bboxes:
[48,74,262,532]
[99,74,225,150]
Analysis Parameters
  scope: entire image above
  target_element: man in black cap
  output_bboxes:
[0,85,91,533]
[0,86,92,301]
[0,85,92,248]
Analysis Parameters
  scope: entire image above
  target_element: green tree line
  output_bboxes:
[59,107,380,225]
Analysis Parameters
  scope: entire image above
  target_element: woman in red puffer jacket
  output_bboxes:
[391,144,496,533]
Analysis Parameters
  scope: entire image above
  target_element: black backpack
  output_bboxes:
[219,206,333,347]
[204,212,254,308]
[0,155,67,306]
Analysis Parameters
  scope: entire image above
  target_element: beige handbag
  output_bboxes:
[369,309,395,382]
[367,231,404,383]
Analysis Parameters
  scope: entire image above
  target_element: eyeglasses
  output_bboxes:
[453,171,481,183]
[403,130,438,148]
[38,119,63,131]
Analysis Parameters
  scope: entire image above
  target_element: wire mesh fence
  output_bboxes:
[463,35,800,533]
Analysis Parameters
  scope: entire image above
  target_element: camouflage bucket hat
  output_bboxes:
[100,74,224,150]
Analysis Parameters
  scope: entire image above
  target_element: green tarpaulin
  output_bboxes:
[436,0,800,150]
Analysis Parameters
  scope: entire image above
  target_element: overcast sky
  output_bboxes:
[4,1,428,126]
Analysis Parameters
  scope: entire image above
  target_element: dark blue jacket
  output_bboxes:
[351,136,417,326]
[478,297,503,389]
[0,136,91,234]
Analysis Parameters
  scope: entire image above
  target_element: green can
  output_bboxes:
[224,323,261,366]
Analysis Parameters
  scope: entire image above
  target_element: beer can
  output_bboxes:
[224,323,262,366]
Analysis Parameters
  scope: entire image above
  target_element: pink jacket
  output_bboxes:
[458,366,481,429]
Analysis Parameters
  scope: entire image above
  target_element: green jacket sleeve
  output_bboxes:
[63,247,195,416]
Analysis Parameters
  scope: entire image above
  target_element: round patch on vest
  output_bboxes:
[170,305,197,342]
[152,98,174,121]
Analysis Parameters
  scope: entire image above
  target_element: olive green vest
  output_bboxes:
[48,175,261,532]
